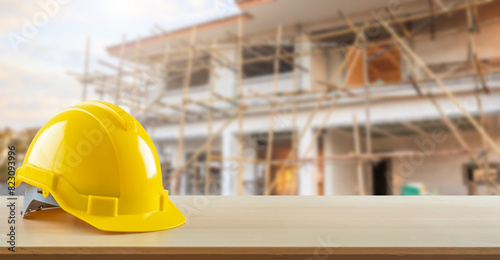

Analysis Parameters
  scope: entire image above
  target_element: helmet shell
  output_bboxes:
[16,101,186,232]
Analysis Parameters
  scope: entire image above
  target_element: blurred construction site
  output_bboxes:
[3,0,500,196]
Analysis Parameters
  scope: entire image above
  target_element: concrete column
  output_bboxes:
[295,32,312,91]
[221,130,237,195]
[297,127,318,195]
[220,132,257,195]
[323,129,358,195]
[322,131,335,196]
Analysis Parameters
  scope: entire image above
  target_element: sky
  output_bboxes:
[0,0,240,130]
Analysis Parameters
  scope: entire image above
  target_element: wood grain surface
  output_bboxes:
[1,196,500,257]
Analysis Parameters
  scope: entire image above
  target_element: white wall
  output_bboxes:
[414,15,500,65]
[372,129,500,195]
[297,127,319,195]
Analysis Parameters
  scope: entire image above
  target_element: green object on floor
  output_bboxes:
[401,185,420,195]
[401,183,427,195]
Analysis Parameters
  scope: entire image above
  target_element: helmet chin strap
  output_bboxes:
[22,184,60,218]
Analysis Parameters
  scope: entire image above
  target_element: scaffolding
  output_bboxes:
[71,0,500,196]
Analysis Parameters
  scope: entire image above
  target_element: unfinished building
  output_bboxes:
[72,0,500,196]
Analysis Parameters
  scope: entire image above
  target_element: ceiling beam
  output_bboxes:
[400,121,428,136]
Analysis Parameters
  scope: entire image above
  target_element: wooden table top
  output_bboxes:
[1,196,500,255]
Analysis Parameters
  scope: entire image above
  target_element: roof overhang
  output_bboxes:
[237,0,276,9]
[106,12,253,56]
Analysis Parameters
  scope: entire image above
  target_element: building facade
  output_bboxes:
[99,0,500,196]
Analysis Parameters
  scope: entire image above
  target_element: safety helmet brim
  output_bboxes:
[66,197,186,232]
[16,173,186,232]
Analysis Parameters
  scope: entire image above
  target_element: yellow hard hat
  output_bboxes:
[15,101,186,232]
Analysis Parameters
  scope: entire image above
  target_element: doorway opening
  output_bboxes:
[372,159,392,195]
